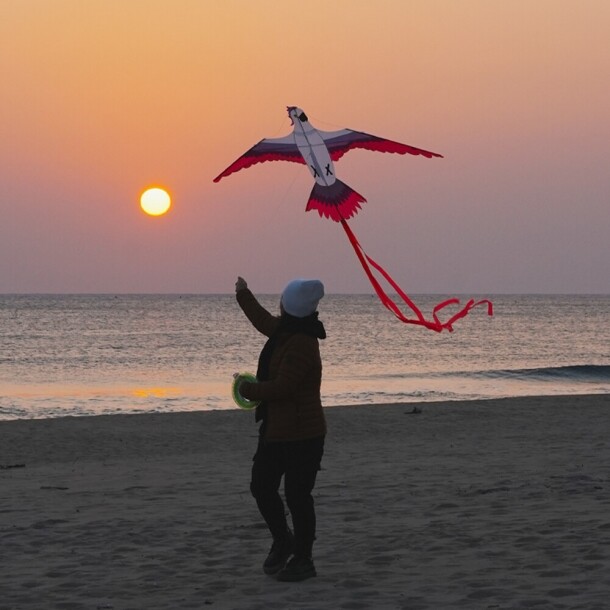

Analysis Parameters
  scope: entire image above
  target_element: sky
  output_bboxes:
[1,0,609,294]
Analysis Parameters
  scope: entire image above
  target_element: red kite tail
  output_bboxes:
[339,219,493,332]
[306,180,366,222]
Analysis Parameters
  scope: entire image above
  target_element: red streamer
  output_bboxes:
[340,219,493,332]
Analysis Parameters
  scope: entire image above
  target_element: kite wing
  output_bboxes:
[319,129,443,162]
[213,134,305,182]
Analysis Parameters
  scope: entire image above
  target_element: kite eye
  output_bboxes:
[298,112,308,122]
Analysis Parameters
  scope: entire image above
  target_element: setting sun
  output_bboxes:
[140,187,171,216]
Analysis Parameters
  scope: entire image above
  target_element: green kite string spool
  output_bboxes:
[232,372,260,410]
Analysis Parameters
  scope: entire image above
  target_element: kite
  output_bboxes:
[214,106,492,332]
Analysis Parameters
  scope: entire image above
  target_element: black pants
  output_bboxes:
[250,436,325,559]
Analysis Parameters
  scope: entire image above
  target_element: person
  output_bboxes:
[235,276,327,582]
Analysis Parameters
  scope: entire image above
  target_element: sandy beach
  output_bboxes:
[1,394,609,609]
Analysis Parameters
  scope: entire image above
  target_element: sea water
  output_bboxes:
[0,294,608,420]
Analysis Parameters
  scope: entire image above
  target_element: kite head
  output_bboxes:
[287,106,308,126]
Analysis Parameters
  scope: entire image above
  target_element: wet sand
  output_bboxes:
[1,394,609,609]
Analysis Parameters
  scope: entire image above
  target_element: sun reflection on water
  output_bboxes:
[131,387,181,399]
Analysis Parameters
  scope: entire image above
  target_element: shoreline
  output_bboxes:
[1,394,609,608]
[1,388,608,424]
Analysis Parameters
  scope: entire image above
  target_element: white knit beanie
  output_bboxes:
[281,279,325,318]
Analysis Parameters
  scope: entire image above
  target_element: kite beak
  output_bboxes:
[287,106,296,125]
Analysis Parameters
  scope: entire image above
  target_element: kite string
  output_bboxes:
[339,219,493,332]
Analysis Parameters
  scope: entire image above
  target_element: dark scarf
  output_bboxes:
[255,312,326,423]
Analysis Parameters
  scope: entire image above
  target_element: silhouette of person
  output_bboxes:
[235,276,326,581]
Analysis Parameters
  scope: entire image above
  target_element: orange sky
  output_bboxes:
[1,0,609,293]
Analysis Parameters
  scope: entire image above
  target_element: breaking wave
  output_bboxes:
[479,365,610,383]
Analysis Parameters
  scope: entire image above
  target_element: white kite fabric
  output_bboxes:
[214,106,492,332]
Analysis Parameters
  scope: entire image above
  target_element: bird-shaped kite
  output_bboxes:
[214,106,492,332]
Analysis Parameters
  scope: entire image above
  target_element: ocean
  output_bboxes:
[0,294,608,420]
